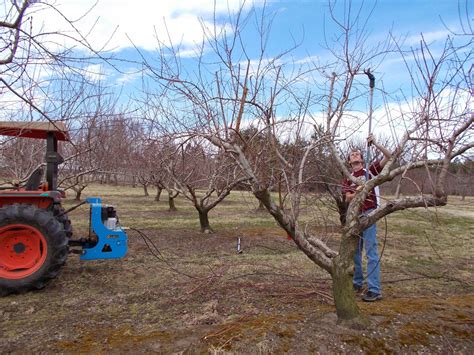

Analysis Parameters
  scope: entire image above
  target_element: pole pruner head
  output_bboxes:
[364,68,375,89]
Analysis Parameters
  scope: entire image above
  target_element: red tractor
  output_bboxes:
[0,121,128,296]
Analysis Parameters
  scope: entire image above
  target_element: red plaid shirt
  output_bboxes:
[342,161,382,212]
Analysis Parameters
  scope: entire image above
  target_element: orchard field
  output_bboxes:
[1,185,473,353]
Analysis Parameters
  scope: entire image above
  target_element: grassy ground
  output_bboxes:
[1,184,473,353]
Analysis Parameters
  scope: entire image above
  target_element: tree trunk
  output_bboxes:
[331,232,369,329]
[278,175,283,208]
[253,187,368,327]
[74,189,82,201]
[155,187,162,201]
[336,197,347,225]
[132,176,136,188]
[198,208,213,233]
[256,200,266,211]
[168,195,177,211]
[143,184,149,197]
[395,175,402,199]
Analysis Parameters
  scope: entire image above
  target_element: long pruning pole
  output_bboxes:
[364,69,375,179]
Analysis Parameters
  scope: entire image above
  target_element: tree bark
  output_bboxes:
[395,175,402,198]
[73,188,82,201]
[168,195,177,211]
[198,208,213,233]
[143,184,149,197]
[155,187,163,201]
[331,232,369,329]
[336,197,348,225]
[256,200,266,211]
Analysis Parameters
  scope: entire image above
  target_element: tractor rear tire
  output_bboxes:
[53,204,73,239]
[0,204,69,296]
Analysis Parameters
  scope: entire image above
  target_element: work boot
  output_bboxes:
[362,291,382,302]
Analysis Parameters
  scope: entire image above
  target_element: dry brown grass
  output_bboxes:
[1,185,472,353]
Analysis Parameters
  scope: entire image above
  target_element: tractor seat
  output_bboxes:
[25,167,44,191]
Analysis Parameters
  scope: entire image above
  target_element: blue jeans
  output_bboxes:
[353,220,381,294]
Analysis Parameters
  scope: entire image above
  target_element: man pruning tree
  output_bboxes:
[342,134,392,302]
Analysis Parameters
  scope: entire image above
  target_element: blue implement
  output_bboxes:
[80,197,128,260]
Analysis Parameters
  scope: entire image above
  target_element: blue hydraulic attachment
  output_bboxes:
[80,197,128,260]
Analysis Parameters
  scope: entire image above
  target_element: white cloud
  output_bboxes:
[116,68,142,84]
[236,84,472,155]
[80,64,109,81]
[404,29,451,46]
[27,0,261,54]
[0,85,49,121]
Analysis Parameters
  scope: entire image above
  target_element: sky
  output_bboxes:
[15,0,460,83]
[44,0,462,82]
[1,0,471,142]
